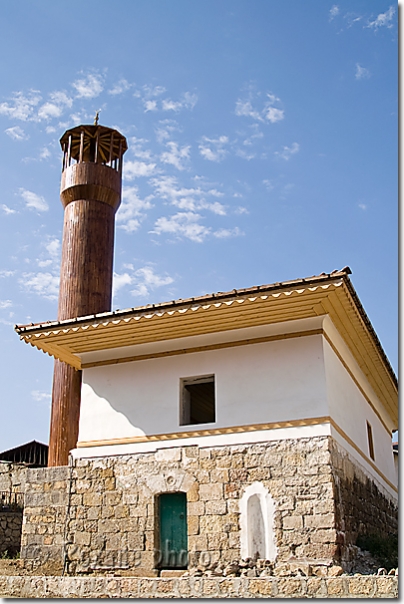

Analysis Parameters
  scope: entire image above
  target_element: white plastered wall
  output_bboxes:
[78,332,327,444]
[322,317,396,491]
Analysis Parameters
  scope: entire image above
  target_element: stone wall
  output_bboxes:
[0,462,27,557]
[0,512,23,556]
[19,436,398,575]
[330,439,398,567]
[0,574,398,598]
[0,462,27,493]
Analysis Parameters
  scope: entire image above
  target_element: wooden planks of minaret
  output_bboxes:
[48,123,127,467]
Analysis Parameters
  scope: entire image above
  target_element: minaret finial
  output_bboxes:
[94,110,100,126]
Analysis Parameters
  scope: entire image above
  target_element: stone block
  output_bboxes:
[200,578,217,596]
[74,531,91,546]
[114,504,130,519]
[327,577,347,596]
[120,578,140,598]
[248,578,274,596]
[306,577,326,596]
[248,467,272,482]
[283,515,303,530]
[98,519,119,534]
[304,514,335,529]
[188,534,207,551]
[348,577,375,596]
[188,501,204,516]
[186,482,199,502]
[219,577,241,596]
[309,528,336,544]
[210,469,229,483]
[155,447,182,462]
[277,578,304,596]
[83,492,102,507]
[205,500,226,515]
[207,532,228,550]
[104,477,116,491]
[103,491,122,506]
[187,515,199,535]
[199,483,223,501]
[375,577,398,596]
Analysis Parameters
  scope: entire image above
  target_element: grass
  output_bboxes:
[356,533,398,569]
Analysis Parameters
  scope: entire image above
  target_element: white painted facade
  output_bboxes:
[74,315,397,497]
[79,331,327,441]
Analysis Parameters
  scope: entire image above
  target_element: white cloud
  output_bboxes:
[1,204,16,215]
[130,266,173,296]
[355,64,371,80]
[37,91,73,121]
[0,300,12,309]
[31,390,51,406]
[135,85,166,99]
[155,120,181,144]
[358,203,367,210]
[263,179,275,191]
[72,73,104,98]
[46,238,61,259]
[113,272,133,297]
[367,6,395,29]
[21,272,60,300]
[162,92,198,112]
[213,227,243,239]
[5,126,28,141]
[199,136,229,162]
[275,142,300,161]
[117,186,153,232]
[235,91,284,124]
[144,100,158,112]
[329,5,339,20]
[0,90,41,121]
[124,160,157,180]
[39,147,51,160]
[150,175,226,215]
[161,142,191,171]
[0,270,15,278]
[235,206,249,215]
[152,212,210,242]
[129,137,153,160]
[19,188,49,212]
[108,79,131,95]
[133,85,166,111]
[37,237,60,268]
[113,265,174,300]
[264,106,284,123]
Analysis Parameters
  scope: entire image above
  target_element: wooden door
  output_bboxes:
[158,492,188,568]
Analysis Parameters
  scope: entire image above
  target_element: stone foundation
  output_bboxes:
[19,436,397,575]
[0,574,398,598]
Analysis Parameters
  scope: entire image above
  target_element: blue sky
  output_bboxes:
[0,1,397,450]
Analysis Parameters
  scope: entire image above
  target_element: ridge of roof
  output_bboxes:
[15,267,351,334]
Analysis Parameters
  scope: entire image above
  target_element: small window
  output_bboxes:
[180,375,215,425]
[367,421,375,461]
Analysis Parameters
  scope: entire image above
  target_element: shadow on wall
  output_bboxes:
[239,482,277,561]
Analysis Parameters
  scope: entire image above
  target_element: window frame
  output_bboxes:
[179,374,216,426]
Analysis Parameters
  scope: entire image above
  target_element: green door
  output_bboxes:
[159,492,188,569]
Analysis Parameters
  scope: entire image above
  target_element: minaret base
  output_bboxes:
[48,360,82,467]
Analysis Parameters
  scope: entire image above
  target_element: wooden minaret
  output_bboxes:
[48,119,127,466]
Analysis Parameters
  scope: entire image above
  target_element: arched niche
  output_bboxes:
[240,482,277,561]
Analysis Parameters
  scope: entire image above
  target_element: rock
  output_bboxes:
[328,565,344,577]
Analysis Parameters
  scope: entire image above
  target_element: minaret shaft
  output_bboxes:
[48,125,127,467]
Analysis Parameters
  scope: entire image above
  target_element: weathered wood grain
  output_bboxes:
[48,125,127,466]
